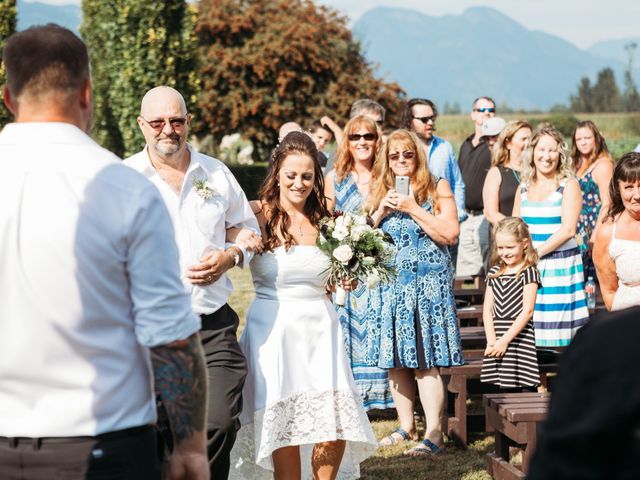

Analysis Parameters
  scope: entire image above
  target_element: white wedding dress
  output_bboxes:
[230,246,377,479]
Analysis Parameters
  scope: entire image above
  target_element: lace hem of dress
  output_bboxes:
[230,389,377,480]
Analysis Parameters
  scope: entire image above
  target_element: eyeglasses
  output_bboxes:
[389,151,416,161]
[140,116,189,131]
[348,133,377,142]
[473,107,496,113]
[413,115,436,124]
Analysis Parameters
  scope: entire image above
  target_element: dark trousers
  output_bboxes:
[0,425,159,480]
[200,304,247,480]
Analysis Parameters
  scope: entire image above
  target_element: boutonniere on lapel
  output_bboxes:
[192,177,217,200]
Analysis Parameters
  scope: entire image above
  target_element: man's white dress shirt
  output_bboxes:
[0,123,200,437]
[125,145,260,315]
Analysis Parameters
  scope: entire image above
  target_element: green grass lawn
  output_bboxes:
[227,267,494,479]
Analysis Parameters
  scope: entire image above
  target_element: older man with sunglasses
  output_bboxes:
[125,86,260,479]
[456,96,497,278]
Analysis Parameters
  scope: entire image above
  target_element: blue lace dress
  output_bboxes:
[366,197,463,369]
[333,173,394,410]
[577,168,601,281]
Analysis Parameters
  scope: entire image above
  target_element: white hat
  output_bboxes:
[481,117,506,137]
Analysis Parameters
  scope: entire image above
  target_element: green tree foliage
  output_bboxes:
[622,42,640,112]
[591,67,621,112]
[0,0,16,127]
[570,68,623,113]
[570,77,594,113]
[195,0,405,157]
[81,1,199,157]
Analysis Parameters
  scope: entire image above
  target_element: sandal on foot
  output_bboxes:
[403,438,444,456]
[379,428,412,447]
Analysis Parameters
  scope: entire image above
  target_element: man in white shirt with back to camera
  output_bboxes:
[0,25,208,480]
[125,86,260,480]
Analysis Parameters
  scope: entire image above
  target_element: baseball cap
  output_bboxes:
[481,117,506,137]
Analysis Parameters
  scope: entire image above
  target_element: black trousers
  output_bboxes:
[0,425,159,480]
[200,304,247,480]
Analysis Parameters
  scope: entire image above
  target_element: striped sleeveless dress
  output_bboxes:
[334,173,394,410]
[481,265,541,388]
[520,182,589,347]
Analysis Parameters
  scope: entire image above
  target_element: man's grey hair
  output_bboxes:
[349,99,385,122]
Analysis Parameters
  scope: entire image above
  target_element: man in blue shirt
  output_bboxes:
[402,98,466,223]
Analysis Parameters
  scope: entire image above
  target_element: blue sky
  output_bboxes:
[30,0,638,49]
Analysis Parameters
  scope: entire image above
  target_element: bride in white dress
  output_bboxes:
[230,132,377,479]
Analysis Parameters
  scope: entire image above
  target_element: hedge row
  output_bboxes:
[228,162,269,200]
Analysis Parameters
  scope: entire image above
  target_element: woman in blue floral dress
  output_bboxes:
[571,121,613,281]
[365,129,463,455]
[324,115,395,411]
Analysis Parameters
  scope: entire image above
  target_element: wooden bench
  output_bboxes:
[457,304,484,326]
[459,325,486,349]
[483,392,550,479]
[441,357,556,448]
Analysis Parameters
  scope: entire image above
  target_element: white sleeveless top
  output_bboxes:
[608,220,640,311]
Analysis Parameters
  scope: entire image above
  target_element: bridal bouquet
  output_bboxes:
[317,211,395,306]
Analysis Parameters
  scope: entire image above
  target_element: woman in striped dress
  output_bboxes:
[324,115,394,411]
[512,126,589,347]
[481,217,541,390]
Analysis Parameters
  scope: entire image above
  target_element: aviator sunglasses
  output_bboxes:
[388,150,416,161]
[140,116,189,131]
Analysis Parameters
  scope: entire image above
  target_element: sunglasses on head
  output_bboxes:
[388,150,416,161]
[141,116,188,131]
[413,115,436,124]
[348,133,377,142]
[474,107,496,113]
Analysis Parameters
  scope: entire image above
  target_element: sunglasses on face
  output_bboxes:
[388,150,416,161]
[413,115,436,124]
[141,116,188,131]
[473,107,496,113]
[348,133,377,142]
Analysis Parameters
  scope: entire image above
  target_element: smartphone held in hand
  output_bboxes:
[395,175,410,196]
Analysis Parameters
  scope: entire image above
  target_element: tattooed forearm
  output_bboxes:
[151,333,207,444]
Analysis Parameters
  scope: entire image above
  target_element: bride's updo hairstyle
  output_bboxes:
[259,131,330,251]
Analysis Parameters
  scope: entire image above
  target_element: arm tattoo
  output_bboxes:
[151,333,207,444]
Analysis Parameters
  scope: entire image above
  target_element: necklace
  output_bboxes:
[290,215,317,237]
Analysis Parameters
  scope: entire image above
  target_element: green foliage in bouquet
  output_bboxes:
[316,211,395,289]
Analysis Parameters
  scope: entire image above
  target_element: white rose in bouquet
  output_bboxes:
[362,256,376,266]
[366,270,381,288]
[350,224,372,241]
[354,214,368,225]
[333,244,354,264]
[332,225,349,240]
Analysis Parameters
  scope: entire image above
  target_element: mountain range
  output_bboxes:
[352,6,638,110]
[14,2,639,111]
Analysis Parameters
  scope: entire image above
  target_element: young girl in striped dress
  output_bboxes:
[512,126,589,347]
[481,217,541,390]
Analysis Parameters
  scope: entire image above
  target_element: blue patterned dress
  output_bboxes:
[334,173,394,410]
[366,197,463,369]
[577,168,601,282]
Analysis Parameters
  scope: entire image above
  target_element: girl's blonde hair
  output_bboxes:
[364,129,439,213]
[334,115,380,182]
[520,125,574,187]
[488,217,538,278]
[491,120,532,167]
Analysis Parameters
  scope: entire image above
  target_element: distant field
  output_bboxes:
[436,112,640,160]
